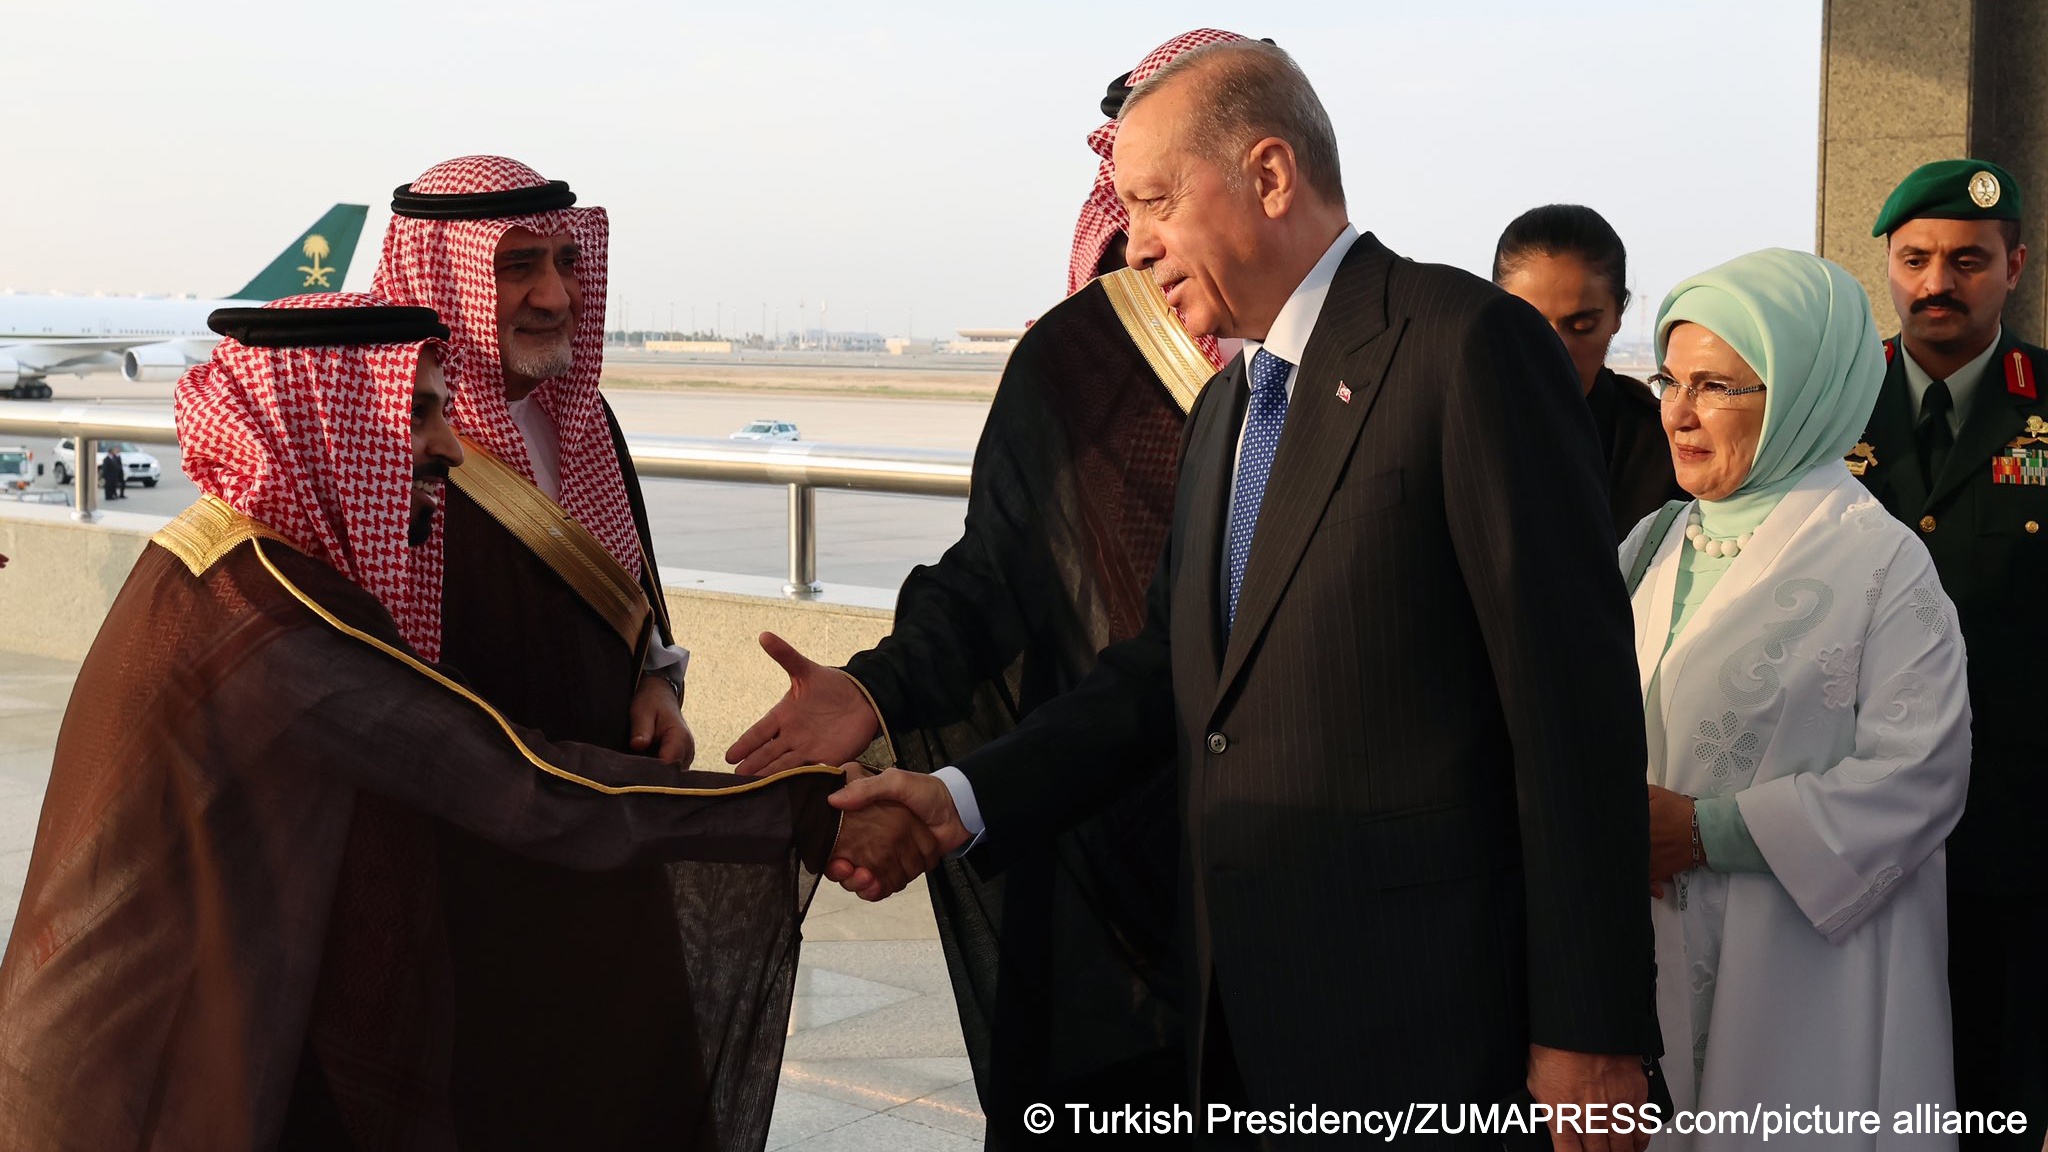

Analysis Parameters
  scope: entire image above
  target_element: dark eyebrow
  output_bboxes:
[496,246,548,264]
[1946,245,1994,260]
[1562,308,1604,324]
[559,243,581,260]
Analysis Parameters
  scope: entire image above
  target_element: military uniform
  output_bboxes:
[1855,159,2046,1149]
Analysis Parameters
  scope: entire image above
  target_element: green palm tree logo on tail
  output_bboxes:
[231,205,367,300]
[298,235,334,288]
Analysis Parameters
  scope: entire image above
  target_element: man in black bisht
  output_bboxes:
[727,30,1250,1147]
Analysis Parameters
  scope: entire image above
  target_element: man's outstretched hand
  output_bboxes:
[726,632,881,776]
[827,767,970,901]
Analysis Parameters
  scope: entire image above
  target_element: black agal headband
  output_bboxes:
[208,306,449,348]
[1100,37,1275,117]
[389,179,577,221]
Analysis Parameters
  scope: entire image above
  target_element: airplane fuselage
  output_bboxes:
[0,202,367,397]
[0,294,245,343]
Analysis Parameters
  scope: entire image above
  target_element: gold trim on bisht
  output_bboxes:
[249,537,844,799]
[153,496,288,576]
[1099,266,1216,415]
[447,437,653,655]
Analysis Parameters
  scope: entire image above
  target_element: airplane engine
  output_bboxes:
[0,354,18,386]
[121,342,201,383]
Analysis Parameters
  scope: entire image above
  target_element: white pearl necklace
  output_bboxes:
[1685,511,1751,559]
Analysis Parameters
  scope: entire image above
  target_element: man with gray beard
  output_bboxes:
[371,157,719,1150]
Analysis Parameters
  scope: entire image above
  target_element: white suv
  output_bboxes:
[54,439,163,488]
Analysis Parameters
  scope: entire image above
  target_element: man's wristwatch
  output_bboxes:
[652,666,685,703]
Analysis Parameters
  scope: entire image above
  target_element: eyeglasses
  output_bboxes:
[1647,374,1767,408]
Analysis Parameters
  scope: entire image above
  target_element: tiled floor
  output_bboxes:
[0,652,985,1150]
[776,885,983,1149]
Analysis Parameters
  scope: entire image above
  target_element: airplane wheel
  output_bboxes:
[34,384,52,399]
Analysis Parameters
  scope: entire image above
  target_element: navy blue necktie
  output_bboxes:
[1225,348,1293,631]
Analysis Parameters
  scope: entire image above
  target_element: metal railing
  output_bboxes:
[0,405,172,525]
[0,402,972,598]
[627,439,970,595]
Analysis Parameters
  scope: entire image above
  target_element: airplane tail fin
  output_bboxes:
[229,203,370,301]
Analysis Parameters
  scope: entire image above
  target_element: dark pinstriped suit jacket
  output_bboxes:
[958,233,1655,1114]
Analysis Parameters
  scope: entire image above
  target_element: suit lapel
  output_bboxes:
[1927,330,2030,510]
[1860,350,1927,512]
[1180,354,1248,684]
[1213,235,1400,705]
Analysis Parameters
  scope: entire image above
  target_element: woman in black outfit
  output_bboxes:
[1495,204,1686,538]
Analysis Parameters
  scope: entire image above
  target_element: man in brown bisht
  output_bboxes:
[0,295,923,1151]
[726,31,1245,1148]
[373,157,726,1147]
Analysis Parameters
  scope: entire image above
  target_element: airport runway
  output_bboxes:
[6,373,990,592]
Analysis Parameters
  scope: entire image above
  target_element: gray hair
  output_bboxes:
[1120,40,1344,207]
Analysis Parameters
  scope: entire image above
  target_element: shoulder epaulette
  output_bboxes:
[2002,343,2039,399]
[152,496,286,576]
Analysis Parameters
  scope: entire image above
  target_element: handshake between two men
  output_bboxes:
[727,632,964,900]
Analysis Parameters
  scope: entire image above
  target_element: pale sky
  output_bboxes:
[8,0,1824,343]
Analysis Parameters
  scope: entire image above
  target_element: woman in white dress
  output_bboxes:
[1626,249,1970,1150]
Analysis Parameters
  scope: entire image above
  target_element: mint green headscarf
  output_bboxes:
[1654,248,1887,500]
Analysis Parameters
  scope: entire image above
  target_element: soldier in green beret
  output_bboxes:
[1854,158,2044,1150]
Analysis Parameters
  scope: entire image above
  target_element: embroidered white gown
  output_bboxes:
[1622,463,1970,1151]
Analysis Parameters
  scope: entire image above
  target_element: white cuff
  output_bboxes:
[932,766,987,858]
[643,640,690,682]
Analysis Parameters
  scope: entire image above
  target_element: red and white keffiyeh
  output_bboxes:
[176,292,450,659]
[373,155,642,578]
[1069,29,1245,370]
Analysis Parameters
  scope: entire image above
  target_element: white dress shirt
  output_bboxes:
[1225,225,1359,513]
[934,224,1359,850]
[505,395,563,501]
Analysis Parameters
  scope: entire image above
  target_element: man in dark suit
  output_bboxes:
[99,448,123,501]
[1849,159,2045,1151]
[833,41,1655,1147]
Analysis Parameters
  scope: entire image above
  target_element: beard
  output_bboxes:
[408,501,436,547]
[501,320,575,382]
[409,466,449,548]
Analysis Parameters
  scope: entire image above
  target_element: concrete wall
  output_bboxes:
[0,503,156,661]
[1819,0,2048,342]
[0,504,895,763]
[657,571,895,760]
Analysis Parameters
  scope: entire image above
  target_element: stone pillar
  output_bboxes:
[1817,0,2048,343]
[1969,0,2048,343]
